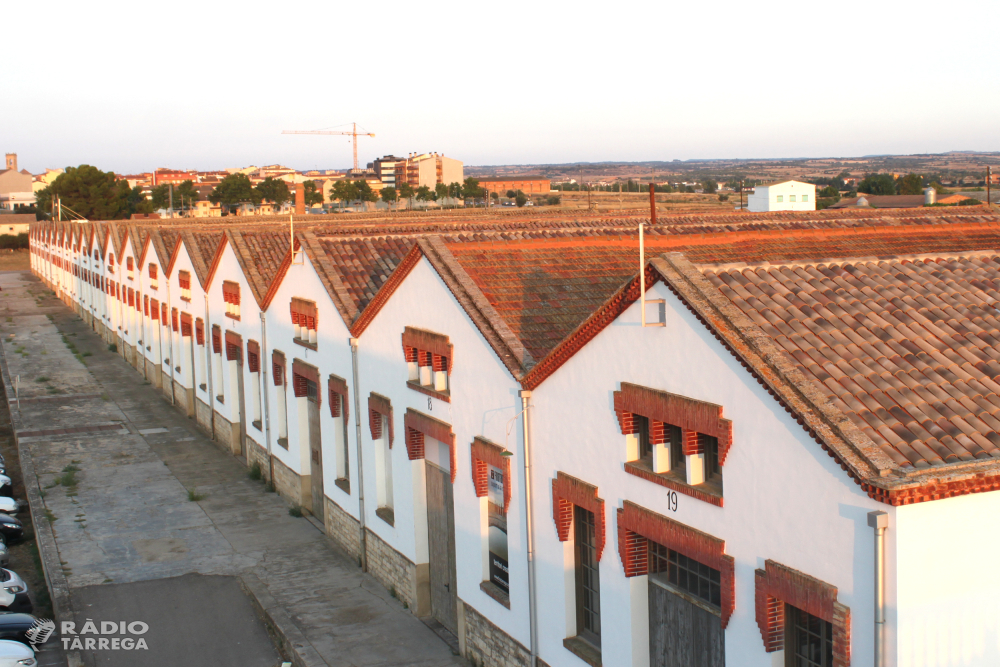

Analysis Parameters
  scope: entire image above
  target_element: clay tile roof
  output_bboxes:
[701,248,1000,493]
[314,235,419,314]
[183,230,226,287]
[229,229,292,307]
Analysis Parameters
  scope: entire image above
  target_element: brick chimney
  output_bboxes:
[5,154,15,172]
[295,183,305,215]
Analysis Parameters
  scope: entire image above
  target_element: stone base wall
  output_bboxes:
[173,380,194,417]
[461,602,530,667]
[144,358,159,386]
[247,438,269,478]
[123,343,134,367]
[195,398,213,435]
[160,370,173,399]
[365,528,418,612]
[325,496,361,562]
[272,456,305,506]
[213,412,236,454]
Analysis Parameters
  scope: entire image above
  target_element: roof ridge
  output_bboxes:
[298,231,359,327]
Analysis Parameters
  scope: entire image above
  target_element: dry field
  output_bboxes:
[0,250,30,273]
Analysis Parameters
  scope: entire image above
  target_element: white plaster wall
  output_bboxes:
[261,250,357,515]
[528,281,892,667]
[895,491,1000,667]
[356,256,530,646]
[747,181,817,212]
[208,243,262,427]
[167,246,203,392]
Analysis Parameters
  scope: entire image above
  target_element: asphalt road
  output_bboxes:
[68,574,281,667]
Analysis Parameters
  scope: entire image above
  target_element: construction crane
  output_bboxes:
[281,122,375,171]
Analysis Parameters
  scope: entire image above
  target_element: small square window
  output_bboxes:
[802,194,809,203]
[789,195,796,202]
[776,195,783,203]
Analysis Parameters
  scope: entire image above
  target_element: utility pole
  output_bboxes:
[169,184,174,218]
[740,179,744,211]
[988,166,993,210]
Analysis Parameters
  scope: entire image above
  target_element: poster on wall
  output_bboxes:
[488,464,509,593]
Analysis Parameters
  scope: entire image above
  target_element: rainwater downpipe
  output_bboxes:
[204,292,215,438]
[166,281,176,405]
[350,337,368,572]
[868,510,888,667]
[519,389,539,667]
[261,312,274,485]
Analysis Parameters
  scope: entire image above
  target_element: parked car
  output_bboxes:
[0,615,38,647]
[0,639,35,666]
[0,500,20,516]
[0,517,22,543]
[0,572,30,614]
[0,475,11,498]
[0,543,10,569]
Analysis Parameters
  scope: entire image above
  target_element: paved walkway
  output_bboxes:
[1,271,465,667]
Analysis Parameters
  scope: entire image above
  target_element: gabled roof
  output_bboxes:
[182,230,227,288]
[127,226,153,268]
[228,229,293,308]
[150,229,183,277]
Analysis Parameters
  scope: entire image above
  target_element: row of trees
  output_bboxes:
[35,165,154,220]
[207,174,323,210]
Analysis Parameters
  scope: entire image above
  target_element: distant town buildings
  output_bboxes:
[746,180,816,212]
[0,154,34,211]
[478,176,551,196]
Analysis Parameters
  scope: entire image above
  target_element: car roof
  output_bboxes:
[0,639,32,656]
[0,613,35,625]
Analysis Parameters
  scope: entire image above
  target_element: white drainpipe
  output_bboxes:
[350,337,368,572]
[519,389,538,667]
[261,311,274,484]
[868,510,888,667]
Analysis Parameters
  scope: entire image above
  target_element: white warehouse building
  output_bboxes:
[746,180,816,212]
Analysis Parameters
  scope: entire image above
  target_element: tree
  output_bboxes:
[857,173,897,196]
[897,173,924,196]
[255,177,291,207]
[209,173,260,212]
[435,182,449,203]
[415,185,433,202]
[506,189,517,199]
[462,177,481,200]
[546,195,561,205]
[448,182,463,199]
[127,185,154,216]
[515,192,528,207]
[354,180,378,205]
[330,180,358,211]
[303,181,324,207]
[818,185,841,201]
[150,184,171,210]
[35,165,141,220]
[701,179,718,194]
[398,182,415,209]
[381,186,398,210]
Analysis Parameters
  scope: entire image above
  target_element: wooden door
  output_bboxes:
[308,386,324,522]
[425,461,457,633]
[235,357,246,458]
[648,579,724,667]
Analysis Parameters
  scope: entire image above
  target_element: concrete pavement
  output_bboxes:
[0,271,466,667]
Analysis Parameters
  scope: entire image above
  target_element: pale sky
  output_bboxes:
[4,0,998,174]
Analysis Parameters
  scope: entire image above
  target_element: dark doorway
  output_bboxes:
[425,461,457,633]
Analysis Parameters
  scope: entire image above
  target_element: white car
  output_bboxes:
[0,500,19,516]
[0,571,29,613]
[0,639,34,666]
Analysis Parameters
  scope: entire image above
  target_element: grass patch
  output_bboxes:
[25,542,52,618]
[264,481,275,493]
[288,505,303,517]
[34,377,49,383]
[57,470,78,487]
[187,488,206,501]
[82,352,92,357]
[62,464,80,473]
[44,509,57,523]
[101,393,110,401]
[4,318,10,323]
[108,343,117,352]
[247,462,262,481]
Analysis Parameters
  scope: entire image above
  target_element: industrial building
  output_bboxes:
[27,205,1000,667]
[746,180,816,212]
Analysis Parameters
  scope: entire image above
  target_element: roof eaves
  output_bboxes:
[180,231,211,287]
[202,233,229,290]
[259,236,300,312]
[348,242,424,337]
[421,236,533,380]
[228,230,268,306]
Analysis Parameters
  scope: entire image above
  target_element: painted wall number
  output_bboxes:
[427,397,432,411]
[666,490,678,512]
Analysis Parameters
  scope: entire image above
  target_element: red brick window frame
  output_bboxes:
[291,298,318,348]
[223,281,241,319]
[212,325,222,355]
[617,500,736,628]
[329,375,349,420]
[178,270,192,301]
[195,318,205,346]
[402,327,453,400]
[126,256,134,278]
[291,359,319,405]
[247,340,260,373]
[160,303,168,325]
[471,436,511,513]
[127,288,135,308]
[144,295,151,318]
[149,298,159,320]
[180,313,193,338]
[171,308,179,333]
[225,331,242,363]
[551,472,606,561]
[148,263,158,288]
[272,351,286,386]
[755,560,851,667]
[368,393,394,445]
[614,382,732,507]
[403,409,456,481]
